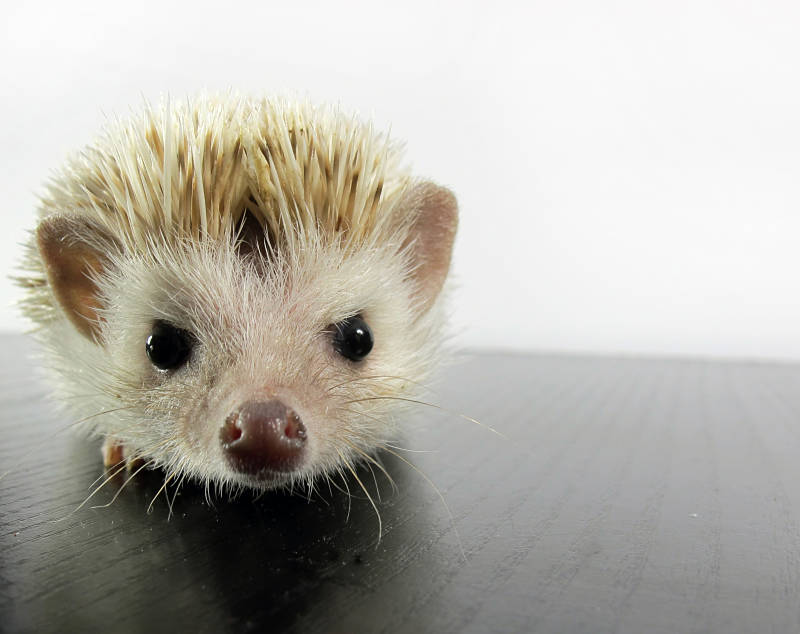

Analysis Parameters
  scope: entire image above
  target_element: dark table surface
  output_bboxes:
[2,333,800,633]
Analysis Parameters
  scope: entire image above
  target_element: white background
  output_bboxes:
[2,1,799,360]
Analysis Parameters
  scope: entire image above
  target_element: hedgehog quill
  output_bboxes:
[17,95,458,497]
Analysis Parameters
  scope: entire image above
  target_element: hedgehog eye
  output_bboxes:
[332,316,373,361]
[146,321,193,370]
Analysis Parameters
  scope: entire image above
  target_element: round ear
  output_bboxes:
[36,215,116,341]
[400,181,459,313]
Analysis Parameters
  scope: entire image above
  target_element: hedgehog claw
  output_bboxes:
[102,437,125,467]
[102,437,144,471]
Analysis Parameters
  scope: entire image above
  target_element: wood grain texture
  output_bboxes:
[2,334,800,633]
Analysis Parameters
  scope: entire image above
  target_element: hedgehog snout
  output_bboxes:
[220,399,307,476]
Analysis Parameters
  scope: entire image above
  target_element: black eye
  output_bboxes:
[145,321,193,370]
[332,316,373,361]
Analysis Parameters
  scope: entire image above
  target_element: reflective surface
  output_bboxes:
[3,336,800,633]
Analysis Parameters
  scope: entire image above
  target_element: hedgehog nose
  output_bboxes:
[220,400,307,475]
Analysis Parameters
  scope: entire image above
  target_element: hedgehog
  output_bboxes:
[17,94,458,499]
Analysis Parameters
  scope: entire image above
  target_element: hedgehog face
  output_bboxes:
[21,97,457,495]
[92,237,437,491]
[30,189,456,494]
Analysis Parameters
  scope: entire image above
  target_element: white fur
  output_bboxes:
[17,94,454,495]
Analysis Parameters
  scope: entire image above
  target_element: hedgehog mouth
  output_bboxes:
[229,462,306,481]
[227,468,302,491]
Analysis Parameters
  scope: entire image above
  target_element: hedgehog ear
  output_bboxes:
[401,181,459,313]
[36,215,115,342]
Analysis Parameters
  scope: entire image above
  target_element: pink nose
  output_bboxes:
[220,400,307,475]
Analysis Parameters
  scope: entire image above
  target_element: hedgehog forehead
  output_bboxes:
[112,237,408,342]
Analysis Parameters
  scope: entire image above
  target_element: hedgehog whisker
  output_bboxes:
[309,361,332,391]
[325,472,370,501]
[345,396,505,439]
[147,471,177,515]
[86,468,111,492]
[327,374,434,394]
[53,460,128,522]
[86,434,173,494]
[338,448,382,545]
[58,436,173,520]
[203,480,214,509]
[90,459,156,509]
[338,405,390,429]
[0,406,133,480]
[323,472,335,497]
[0,404,140,482]
[341,437,398,496]
[382,446,466,561]
[336,465,352,522]
[66,405,141,431]
[380,442,438,454]
[363,458,381,502]
[251,485,268,502]
[166,471,188,520]
[309,473,331,506]
[305,473,316,503]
